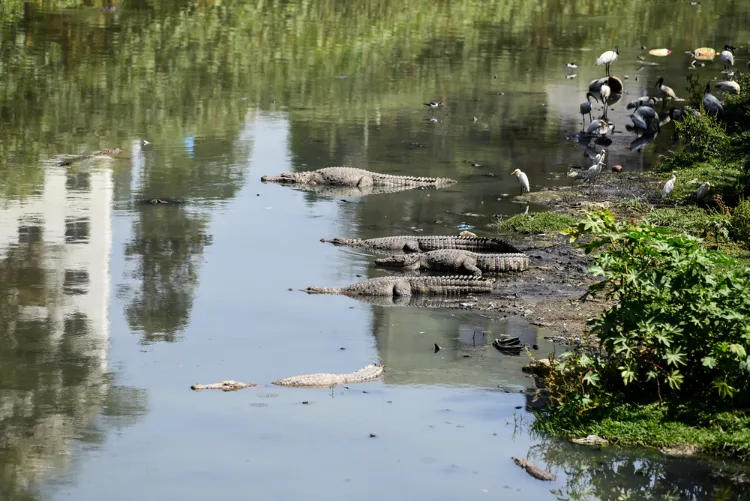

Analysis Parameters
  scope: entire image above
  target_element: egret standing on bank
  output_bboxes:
[580,92,598,126]
[662,172,677,199]
[511,169,530,195]
[596,45,619,76]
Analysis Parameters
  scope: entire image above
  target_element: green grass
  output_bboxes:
[494,212,578,234]
[532,403,750,460]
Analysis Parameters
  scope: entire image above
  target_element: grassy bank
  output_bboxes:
[512,76,750,460]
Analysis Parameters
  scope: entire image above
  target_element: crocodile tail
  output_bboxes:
[301,287,342,294]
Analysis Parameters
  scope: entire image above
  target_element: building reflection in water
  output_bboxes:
[0,163,146,501]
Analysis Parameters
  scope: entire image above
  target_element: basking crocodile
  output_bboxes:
[256,183,440,198]
[302,275,494,296]
[56,148,122,166]
[320,235,521,254]
[374,249,529,276]
[190,364,383,391]
[261,167,457,189]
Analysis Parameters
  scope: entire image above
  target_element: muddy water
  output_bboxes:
[1,1,750,500]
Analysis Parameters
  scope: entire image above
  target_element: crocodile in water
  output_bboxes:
[320,235,521,254]
[302,275,494,296]
[261,167,456,190]
[374,249,529,276]
[190,364,383,391]
[56,148,122,166]
[512,457,557,481]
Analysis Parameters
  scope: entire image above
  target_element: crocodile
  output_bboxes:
[302,275,494,296]
[512,457,557,481]
[374,249,529,276]
[56,148,122,166]
[190,381,256,392]
[256,183,441,198]
[272,363,384,388]
[320,235,521,254]
[190,364,383,391]
[261,167,457,189]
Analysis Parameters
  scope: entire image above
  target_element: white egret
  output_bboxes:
[703,83,724,115]
[720,45,735,72]
[580,92,598,126]
[715,80,740,95]
[511,169,530,195]
[583,158,605,184]
[662,172,677,199]
[596,45,619,76]
[696,182,711,201]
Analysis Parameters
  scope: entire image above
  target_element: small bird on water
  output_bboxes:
[511,169,530,195]
[566,62,578,70]
[424,101,443,109]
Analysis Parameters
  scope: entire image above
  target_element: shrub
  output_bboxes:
[493,211,577,234]
[731,199,750,244]
[549,211,750,414]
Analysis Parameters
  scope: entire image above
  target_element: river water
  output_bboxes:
[1,1,749,500]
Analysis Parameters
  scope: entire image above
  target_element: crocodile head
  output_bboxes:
[260,171,314,184]
[373,254,420,268]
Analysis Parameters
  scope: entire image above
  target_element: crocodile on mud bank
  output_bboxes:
[302,275,494,296]
[374,249,529,276]
[56,148,122,166]
[260,167,457,191]
[321,235,521,254]
[191,363,384,391]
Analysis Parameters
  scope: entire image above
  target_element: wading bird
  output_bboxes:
[720,44,736,72]
[655,77,679,110]
[715,80,741,95]
[662,172,677,199]
[703,83,724,115]
[583,151,606,184]
[599,83,611,110]
[596,45,619,76]
[424,101,442,110]
[696,182,711,201]
[511,169,530,195]
[580,92,598,126]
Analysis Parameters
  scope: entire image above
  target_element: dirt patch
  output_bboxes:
[458,232,613,340]
[518,171,668,217]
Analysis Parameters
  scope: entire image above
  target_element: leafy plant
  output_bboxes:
[551,211,750,411]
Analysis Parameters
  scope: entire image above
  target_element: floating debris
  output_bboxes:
[648,48,672,57]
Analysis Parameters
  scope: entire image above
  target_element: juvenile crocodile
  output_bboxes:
[374,249,529,276]
[320,235,521,254]
[190,381,256,392]
[56,148,122,166]
[512,457,557,481]
[190,364,383,391]
[302,275,494,296]
[272,363,384,387]
[261,167,456,189]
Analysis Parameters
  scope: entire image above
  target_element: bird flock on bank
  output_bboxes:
[475,42,743,203]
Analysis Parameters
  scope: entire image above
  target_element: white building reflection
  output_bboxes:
[0,161,144,499]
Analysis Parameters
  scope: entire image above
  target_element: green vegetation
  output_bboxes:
[531,211,750,459]
[493,211,578,234]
